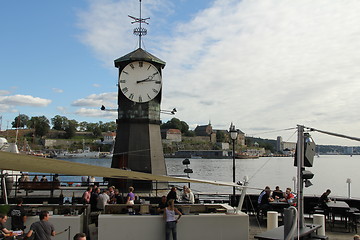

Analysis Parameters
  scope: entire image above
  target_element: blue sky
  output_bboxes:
[1,0,360,146]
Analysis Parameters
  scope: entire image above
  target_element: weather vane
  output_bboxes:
[128,0,149,49]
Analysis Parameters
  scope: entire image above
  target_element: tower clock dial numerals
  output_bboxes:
[119,61,162,103]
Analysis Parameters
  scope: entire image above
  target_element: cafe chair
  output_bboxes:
[348,210,360,233]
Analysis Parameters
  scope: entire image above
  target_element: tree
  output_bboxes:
[51,115,69,130]
[100,121,117,132]
[161,118,189,134]
[11,114,29,128]
[180,121,189,133]
[216,131,226,142]
[92,126,102,137]
[78,121,88,131]
[28,116,50,137]
[64,119,78,138]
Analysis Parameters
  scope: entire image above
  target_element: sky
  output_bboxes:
[1,0,360,146]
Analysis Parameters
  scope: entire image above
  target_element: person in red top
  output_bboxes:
[283,187,296,206]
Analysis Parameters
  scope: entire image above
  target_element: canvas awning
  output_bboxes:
[0,151,239,187]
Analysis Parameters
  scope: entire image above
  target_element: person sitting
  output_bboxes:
[0,213,19,237]
[53,174,60,182]
[187,188,195,204]
[167,187,178,203]
[257,186,274,217]
[32,175,39,182]
[180,185,190,203]
[40,175,48,182]
[157,196,168,214]
[319,189,331,208]
[282,187,296,206]
[272,186,284,199]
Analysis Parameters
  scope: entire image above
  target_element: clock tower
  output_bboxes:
[111,1,167,191]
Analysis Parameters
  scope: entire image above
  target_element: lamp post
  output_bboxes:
[183,158,193,188]
[229,123,238,202]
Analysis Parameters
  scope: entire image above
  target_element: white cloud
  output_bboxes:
[56,106,67,114]
[75,107,117,119]
[77,0,360,145]
[52,88,64,93]
[71,92,117,108]
[0,104,17,113]
[0,90,11,95]
[92,84,101,88]
[0,95,51,107]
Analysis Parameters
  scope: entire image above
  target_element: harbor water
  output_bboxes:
[55,155,359,198]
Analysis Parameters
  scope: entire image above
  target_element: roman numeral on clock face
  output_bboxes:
[139,96,143,102]
[122,87,128,93]
[129,93,134,100]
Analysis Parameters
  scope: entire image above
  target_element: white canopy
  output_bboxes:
[0,151,239,187]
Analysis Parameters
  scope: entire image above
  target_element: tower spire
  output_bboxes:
[128,0,149,48]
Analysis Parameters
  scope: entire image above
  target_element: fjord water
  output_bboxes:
[61,155,360,198]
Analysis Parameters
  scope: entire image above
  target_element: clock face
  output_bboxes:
[119,61,162,103]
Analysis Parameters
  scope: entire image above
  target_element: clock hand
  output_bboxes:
[137,74,157,83]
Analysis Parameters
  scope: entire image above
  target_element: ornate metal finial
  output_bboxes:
[128,0,149,49]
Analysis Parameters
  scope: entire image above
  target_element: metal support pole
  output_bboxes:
[232,139,236,198]
[236,176,249,213]
[297,125,305,228]
[1,170,8,204]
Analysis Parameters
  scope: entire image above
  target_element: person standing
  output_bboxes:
[97,189,110,212]
[90,187,100,211]
[9,197,27,231]
[26,210,55,240]
[81,176,88,186]
[82,187,92,204]
[163,199,182,240]
[126,187,135,205]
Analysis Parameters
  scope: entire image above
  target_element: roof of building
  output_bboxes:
[103,132,116,137]
[114,48,166,67]
[161,129,181,134]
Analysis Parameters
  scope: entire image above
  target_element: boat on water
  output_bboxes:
[0,137,22,198]
[56,146,100,159]
[235,153,259,159]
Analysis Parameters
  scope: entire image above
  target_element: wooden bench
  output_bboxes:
[18,181,60,197]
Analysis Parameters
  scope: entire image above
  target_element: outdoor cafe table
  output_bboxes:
[326,201,350,230]
[269,200,290,214]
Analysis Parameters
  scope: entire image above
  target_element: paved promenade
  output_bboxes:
[249,215,357,240]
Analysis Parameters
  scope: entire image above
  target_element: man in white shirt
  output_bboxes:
[96,189,110,212]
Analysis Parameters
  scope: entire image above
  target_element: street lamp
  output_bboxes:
[183,158,193,188]
[229,123,238,202]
